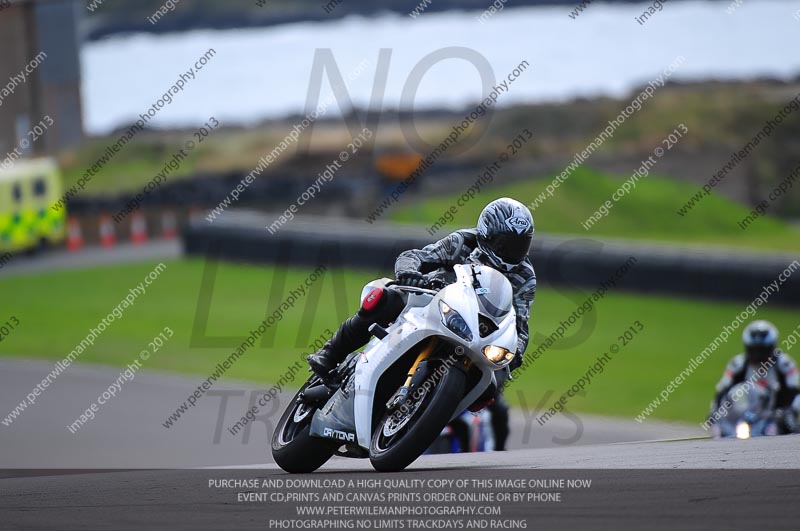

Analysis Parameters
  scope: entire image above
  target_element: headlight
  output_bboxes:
[735,421,751,440]
[483,345,515,365]
[439,301,472,341]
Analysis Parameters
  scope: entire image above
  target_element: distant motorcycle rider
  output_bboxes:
[308,197,537,450]
[708,320,800,434]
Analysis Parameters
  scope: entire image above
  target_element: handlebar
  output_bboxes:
[387,280,444,296]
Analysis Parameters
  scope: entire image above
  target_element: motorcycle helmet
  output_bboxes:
[743,320,778,365]
[476,198,534,271]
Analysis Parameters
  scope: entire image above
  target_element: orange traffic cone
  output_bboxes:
[99,214,116,247]
[66,217,83,251]
[161,210,177,239]
[130,212,148,245]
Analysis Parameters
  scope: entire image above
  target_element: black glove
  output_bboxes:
[396,270,429,288]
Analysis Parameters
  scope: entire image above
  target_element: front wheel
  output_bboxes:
[271,379,339,473]
[370,362,466,472]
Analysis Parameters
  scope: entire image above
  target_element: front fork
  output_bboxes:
[385,338,438,410]
[385,338,472,411]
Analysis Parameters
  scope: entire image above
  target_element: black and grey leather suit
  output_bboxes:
[395,228,537,367]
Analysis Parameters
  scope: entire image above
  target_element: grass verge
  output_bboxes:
[1,258,797,423]
[392,168,800,253]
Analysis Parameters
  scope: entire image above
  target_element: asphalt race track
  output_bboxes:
[2,360,798,530]
[0,359,702,469]
[1,437,799,531]
[0,240,181,279]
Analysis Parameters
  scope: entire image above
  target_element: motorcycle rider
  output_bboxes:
[708,320,800,434]
[308,197,537,450]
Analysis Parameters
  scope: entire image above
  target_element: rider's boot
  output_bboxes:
[307,314,372,378]
[488,393,510,451]
[308,287,406,378]
[485,369,510,450]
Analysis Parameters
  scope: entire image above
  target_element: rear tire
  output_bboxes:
[271,380,339,474]
[370,362,466,472]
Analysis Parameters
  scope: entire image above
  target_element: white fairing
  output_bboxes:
[353,264,517,449]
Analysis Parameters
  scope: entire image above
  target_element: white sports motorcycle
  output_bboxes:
[272,263,517,472]
[716,382,784,439]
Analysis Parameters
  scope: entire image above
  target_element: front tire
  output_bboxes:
[370,362,466,472]
[271,380,338,473]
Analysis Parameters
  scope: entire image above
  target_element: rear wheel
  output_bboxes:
[271,379,339,473]
[370,361,466,472]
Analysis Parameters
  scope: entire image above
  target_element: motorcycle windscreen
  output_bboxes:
[475,266,513,321]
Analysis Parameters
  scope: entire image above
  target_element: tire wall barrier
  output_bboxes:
[183,218,800,307]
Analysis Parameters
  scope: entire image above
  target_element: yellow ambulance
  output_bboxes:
[0,158,66,253]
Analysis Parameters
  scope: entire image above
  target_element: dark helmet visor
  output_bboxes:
[485,232,532,264]
[746,345,774,365]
